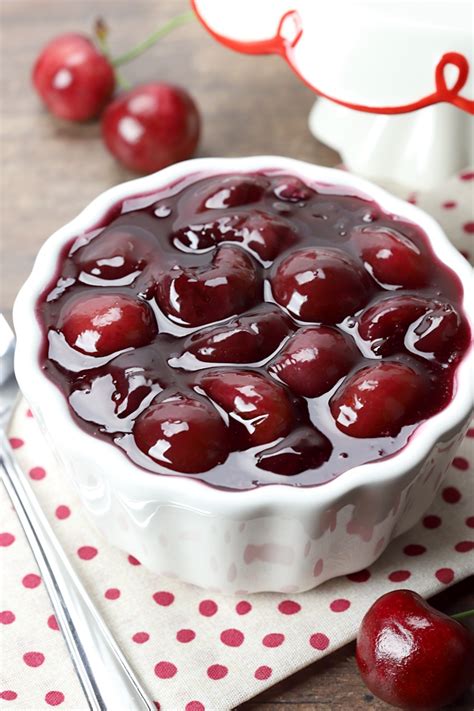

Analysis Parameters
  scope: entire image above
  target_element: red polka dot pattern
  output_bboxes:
[220,628,244,647]
[132,632,150,644]
[442,487,462,504]
[435,568,454,584]
[278,600,301,615]
[176,629,195,643]
[47,615,59,631]
[186,703,205,711]
[0,691,17,700]
[462,221,474,234]
[23,652,45,667]
[254,666,272,680]
[346,569,371,583]
[9,437,24,449]
[388,570,411,582]
[262,633,285,648]
[330,599,351,612]
[423,515,441,529]
[153,591,174,606]
[199,600,218,617]
[45,691,65,706]
[77,546,98,560]
[403,544,426,556]
[127,554,141,566]
[29,466,46,480]
[460,170,474,180]
[104,588,120,600]
[0,611,15,624]
[309,633,330,650]
[452,457,469,471]
[207,664,228,680]
[235,601,252,615]
[0,532,15,547]
[22,573,41,588]
[466,516,474,528]
[154,662,177,679]
[55,505,70,520]
[455,541,474,553]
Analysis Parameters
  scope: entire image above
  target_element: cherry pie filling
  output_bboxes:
[37,171,470,489]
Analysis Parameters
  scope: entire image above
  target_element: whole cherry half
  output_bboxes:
[155,245,261,327]
[356,590,474,710]
[134,393,229,473]
[101,82,200,173]
[32,33,115,121]
[59,293,157,356]
[199,369,294,446]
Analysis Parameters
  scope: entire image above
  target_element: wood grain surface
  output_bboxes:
[1,2,472,709]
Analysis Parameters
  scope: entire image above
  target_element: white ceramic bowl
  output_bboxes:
[13,156,473,593]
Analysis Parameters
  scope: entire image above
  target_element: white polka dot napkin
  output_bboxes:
[1,170,473,711]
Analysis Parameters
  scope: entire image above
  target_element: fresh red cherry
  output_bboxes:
[352,226,430,288]
[199,370,294,446]
[32,33,115,121]
[273,176,313,202]
[182,306,291,363]
[271,247,370,323]
[76,226,158,281]
[155,245,261,326]
[134,393,229,473]
[101,83,200,173]
[356,590,474,710]
[269,326,357,397]
[330,361,427,437]
[59,293,157,356]
[358,295,429,356]
[256,425,332,475]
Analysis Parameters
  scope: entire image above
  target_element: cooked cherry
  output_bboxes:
[272,247,370,323]
[101,83,200,173]
[356,590,474,710]
[32,33,115,121]
[330,362,428,437]
[59,293,157,356]
[198,175,268,211]
[273,177,313,202]
[358,295,429,356]
[172,217,233,252]
[269,326,357,397]
[226,211,297,262]
[134,393,229,473]
[76,226,158,281]
[352,226,430,288]
[407,301,465,359]
[199,370,294,445]
[182,306,291,363]
[256,426,332,475]
[156,245,261,326]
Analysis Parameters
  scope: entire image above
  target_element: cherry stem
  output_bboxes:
[452,609,474,621]
[94,17,131,90]
[112,10,194,67]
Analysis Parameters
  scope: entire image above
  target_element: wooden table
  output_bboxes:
[1,1,472,708]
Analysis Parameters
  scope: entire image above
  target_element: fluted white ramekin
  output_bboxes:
[13,157,473,593]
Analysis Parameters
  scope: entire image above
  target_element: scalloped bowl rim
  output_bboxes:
[13,156,474,514]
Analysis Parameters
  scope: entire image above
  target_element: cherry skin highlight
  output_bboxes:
[356,590,474,710]
[134,394,229,473]
[59,293,157,356]
[101,83,200,173]
[330,362,428,438]
[352,226,430,289]
[271,247,370,323]
[199,370,294,446]
[32,33,115,121]
[269,326,357,397]
[156,245,261,326]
